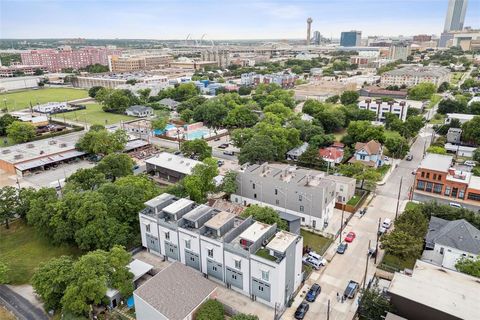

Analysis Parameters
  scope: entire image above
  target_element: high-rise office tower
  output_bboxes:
[440,0,469,47]
[306,18,313,46]
[443,0,468,32]
[340,31,361,47]
[312,31,321,45]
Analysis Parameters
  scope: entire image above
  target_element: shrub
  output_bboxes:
[195,299,224,320]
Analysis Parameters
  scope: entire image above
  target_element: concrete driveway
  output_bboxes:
[283,125,433,320]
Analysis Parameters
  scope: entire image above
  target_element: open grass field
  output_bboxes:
[301,229,333,255]
[54,103,135,125]
[0,220,81,285]
[0,88,89,112]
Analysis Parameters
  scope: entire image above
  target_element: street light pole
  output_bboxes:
[327,299,330,320]
[375,218,380,264]
[339,202,345,244]
[363,240,371,291]
[395,177,403,220]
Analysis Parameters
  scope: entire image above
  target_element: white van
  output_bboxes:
[449,202,463,209]
[382,218,392,229]
[307,251,327,266]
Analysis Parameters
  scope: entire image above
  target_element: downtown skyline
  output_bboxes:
[1,0,480,40]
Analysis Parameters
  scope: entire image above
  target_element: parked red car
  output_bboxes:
[345,232,356,243]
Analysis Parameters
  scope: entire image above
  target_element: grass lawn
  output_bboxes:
[0,136,14,147]
[451,72,464,86]
[301,229,333,255]
[426,94,442,109]
[54,103,135,125]
[377,164,391,178]
[255,248,277,261]
[347,195,361,206]
[384,130,399,140]
[0,88,88,112]
[429,113,446,125]
[334,130,346,142]
[379,253,417,272]
[0,220,81,285]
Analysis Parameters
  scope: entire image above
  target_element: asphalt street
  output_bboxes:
[0,286,48,320]
[284,125,433,320]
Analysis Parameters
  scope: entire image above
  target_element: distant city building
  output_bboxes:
[312,31,321,45]
[449,30,480,50]
[108,54,173,72]
[340,31,362,47]
[20,47,121,72]
[444,0,468,32]
[201,49,230,68]
[358,98,409,122]
[380,66,451,87]
[358,86,408,99]
[389,43,411,61]
[73,74,170,89]
[413,34,433,42]
[240,72,297,88]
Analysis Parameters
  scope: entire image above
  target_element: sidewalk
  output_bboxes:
[377,159,400,185]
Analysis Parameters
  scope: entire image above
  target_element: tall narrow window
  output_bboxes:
[208,248,213,258]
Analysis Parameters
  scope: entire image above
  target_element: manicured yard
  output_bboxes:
[347,195,361,206]
[377,164,391,178]
[255,248,277,261]
[429,113,446,125]
[451,72,464,86]
[379,252,417,272]
[0,88,88,112]
[301,229,333,255]
[54,103,135,125]
[0,220,81,284]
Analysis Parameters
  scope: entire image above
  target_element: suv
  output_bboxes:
[344,280,359,299]
[218,143,229,149]
[465,160,476,167]
[302,257,323,270]
[306,283,321,302]
[223,150,235,156]
[337,243,348,254]
[294,302,309,319]
[406,154,413,161]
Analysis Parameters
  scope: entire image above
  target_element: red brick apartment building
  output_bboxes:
[414,153,480,203]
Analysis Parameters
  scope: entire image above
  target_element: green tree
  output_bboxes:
[462,116,480,145]
[340,91,360,105]
[193,99,229,128]
[298,145,327,170]
[437,81,450,93]
[438,99,467,114]
[338,163,381,189]
[395,207,429,238]
[264,102,293,119]
[382,230,423,259]
[224,105,259,128]
[88,86,104,98]
[238,134,276,164]
[96,153,134,181]
[184,158,219,203]
[358,286,393,320]
[195,299,224,320]
[326,95,340,104]
[426,145,447,154]
[66,168,107,191]
[240,205,287,230]
[151,117,167,131]
[138,88,152,104]
[220,171,237,195]
[180,109,194,123]
[342,121,386,146]
[230,128,255,148]
[76,128,128,155]
[32,256,75,311]
[238,86,253,95]
[26,187,60,236]
[180,139,212,160]
[469,102,480,115]
[408,82,436,100]
[0,261,9,284]
[473,148,480,162]
[455,257,480,277]
[6,121,36,143]
[316,108,346,133]
[308,134,335,148]
[0,186,18,229]
[385,132,409,158]
[0,114,16,136]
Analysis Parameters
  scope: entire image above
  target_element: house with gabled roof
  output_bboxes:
[422,216,480,270]
[348,140,384,168]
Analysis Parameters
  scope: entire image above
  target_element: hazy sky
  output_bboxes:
[1,0,479,39]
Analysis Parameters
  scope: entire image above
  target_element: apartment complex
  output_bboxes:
[358,98,409,122]
[380,66,451,87]
[20,47,121,72]
[240,72,297,88]
[231,163,339,230]
[72,74,170,89]
[413,153,480,204]
[340,31,362,47]
[388,43,411,61]
[0,64,47,77]
[108,54,173,72]
[138,194,303,308]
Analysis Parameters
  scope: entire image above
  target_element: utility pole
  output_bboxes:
[395,177,403,220]
[339,203,345,244]
[363,240,371,291]
[327,299,330,320]
[375,218,381,264]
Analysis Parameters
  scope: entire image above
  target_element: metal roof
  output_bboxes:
[146,152,201,175]
[418,153,453,172]
[15,150,86,171]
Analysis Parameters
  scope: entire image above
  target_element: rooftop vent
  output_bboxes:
[14,154,23,160]
[60,143,67,148]
[49,140,57,145]
[1,149,11,154]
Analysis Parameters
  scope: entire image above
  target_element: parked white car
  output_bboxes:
[464,160,476,167]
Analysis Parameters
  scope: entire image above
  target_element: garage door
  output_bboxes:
[165,241,179,261]
[207,259,223,281]
[185,250,200,271]
[226,267,243,290]
[146,234,160,254]
[252,278,271,302]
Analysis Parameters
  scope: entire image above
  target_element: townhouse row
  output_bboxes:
[138,193,303,309]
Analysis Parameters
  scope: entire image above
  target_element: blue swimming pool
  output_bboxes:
[185,129,210,140]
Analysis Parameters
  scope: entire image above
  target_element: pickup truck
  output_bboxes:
[344,280,359,299]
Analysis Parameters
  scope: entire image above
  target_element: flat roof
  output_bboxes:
[134,262,217,320]
[418,153,453,172]
[388,260,480,320]
[204,211,235,230]
[124,139,149,151]
[0,136,79,165]
[144,193,175,208]
[446,113,475,120]
[469,175,480,190]
[183,205,211,223]
[266,230,297,253]
[14,149,86,171]
[146,152,201,175]
[238,221,271,243]
[163,198,194,215]
[129,259,154,282]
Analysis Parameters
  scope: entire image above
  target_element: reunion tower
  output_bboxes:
[306,17,313,45]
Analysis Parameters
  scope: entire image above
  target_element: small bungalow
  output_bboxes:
[286,142,309,161]
[349,140,384,168]
[319,147,344,166]
[159,98,181,110]
[126,105,154,118]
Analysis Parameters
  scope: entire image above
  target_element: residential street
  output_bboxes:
[283,125,433,320]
